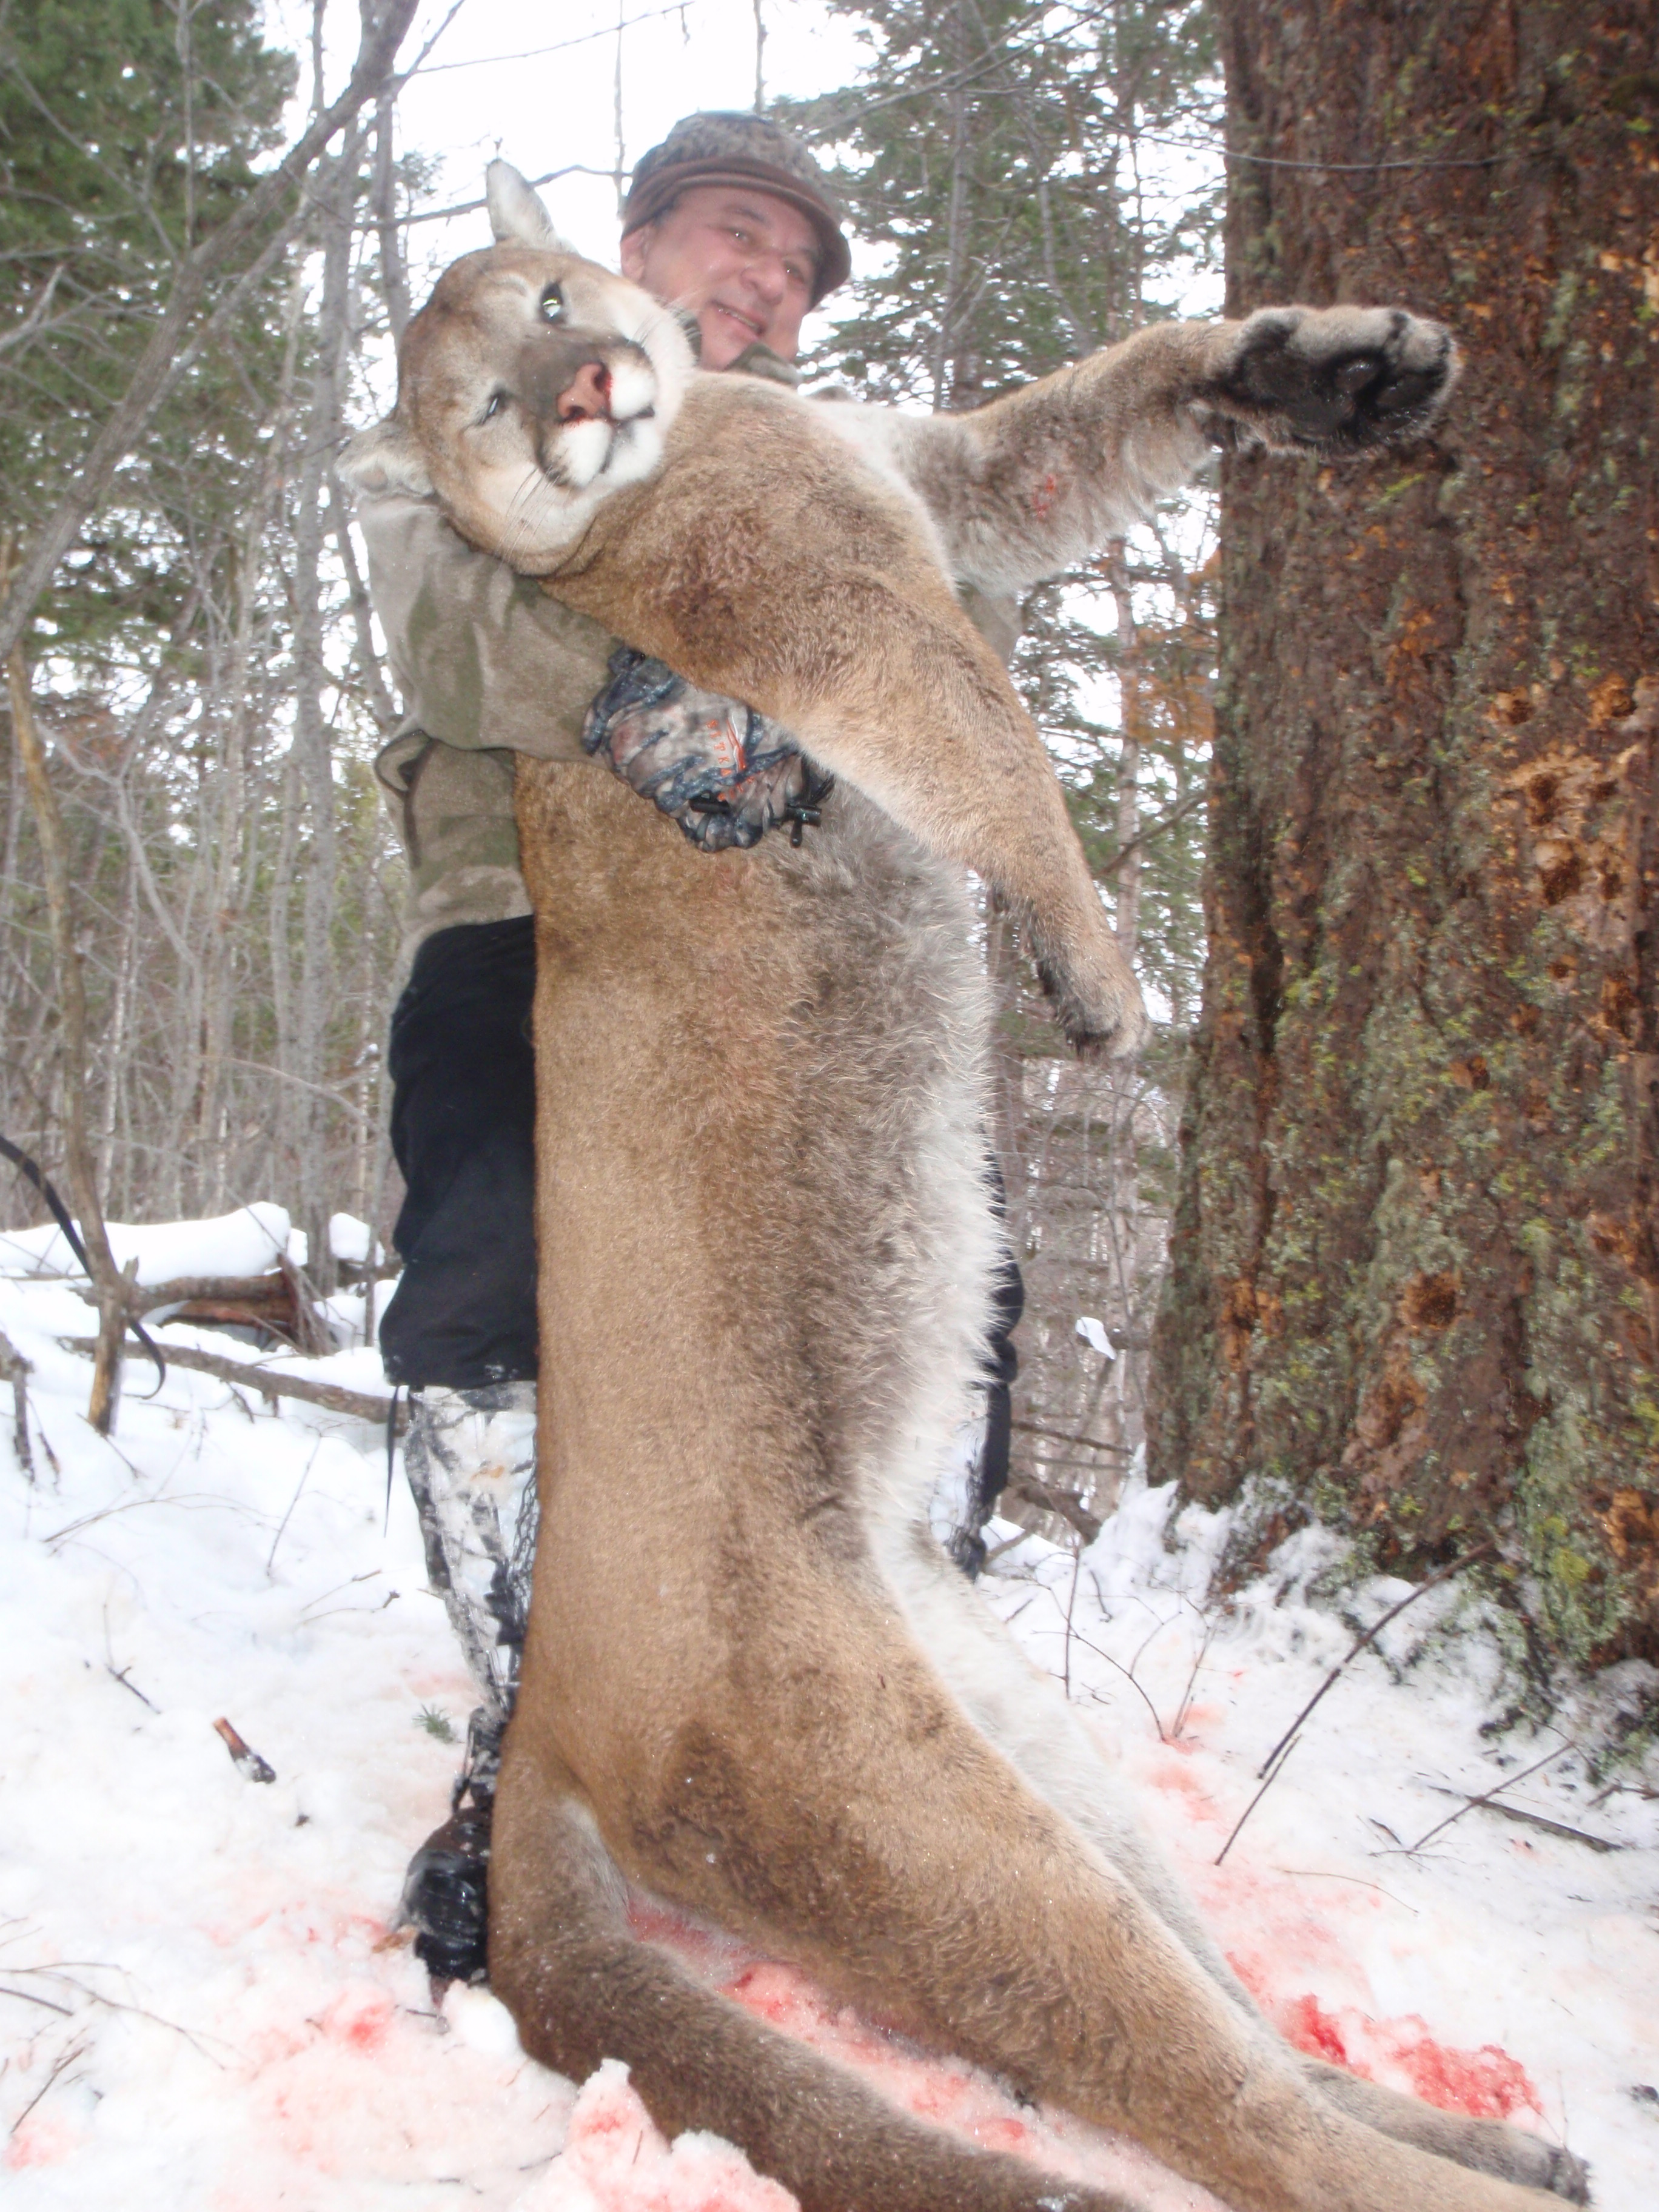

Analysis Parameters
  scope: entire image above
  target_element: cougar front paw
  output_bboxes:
[1030,925,1148,1061]
[1211,305,1458,454]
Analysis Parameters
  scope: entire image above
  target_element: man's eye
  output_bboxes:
[540,283,565,322]
[481,390,508,421]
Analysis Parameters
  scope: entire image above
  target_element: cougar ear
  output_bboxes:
[486,159,574,250]
[337,416,432,499]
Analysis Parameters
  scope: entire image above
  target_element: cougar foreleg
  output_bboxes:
[776,592,1144,1057]
[487,1734,1142,2212]
[836,307,1459,600]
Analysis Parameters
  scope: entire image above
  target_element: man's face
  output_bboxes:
[620,183,819,370]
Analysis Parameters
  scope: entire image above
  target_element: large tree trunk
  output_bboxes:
[1149,2,1659,1669]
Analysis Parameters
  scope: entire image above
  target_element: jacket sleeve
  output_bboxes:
[355,485,617,760]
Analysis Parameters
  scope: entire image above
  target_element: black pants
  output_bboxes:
[380,919,541,1389]
[380,917,1022,1517]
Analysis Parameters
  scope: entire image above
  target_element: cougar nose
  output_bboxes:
[557,360,612,423]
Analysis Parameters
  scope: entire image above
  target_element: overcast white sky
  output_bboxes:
[271,0,874,357]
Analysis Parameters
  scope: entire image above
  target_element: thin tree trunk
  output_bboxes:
[290,128,362,1282]
[1105,540,1143,963]
[931,2,974,412]
[98,855,138,1196]
[5,631,126,1431]
[371,86,411,342]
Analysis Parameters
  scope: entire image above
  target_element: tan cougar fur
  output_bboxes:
[343,170,1589,2212]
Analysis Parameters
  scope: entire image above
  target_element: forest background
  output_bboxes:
[1,0,1654,1700]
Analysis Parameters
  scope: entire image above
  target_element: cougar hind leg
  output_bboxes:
[883,1537,1589,2201]
[591,1581,1589,2212]
[488,1734,1140,2212]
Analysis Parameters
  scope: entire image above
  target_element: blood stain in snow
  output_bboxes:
[5,2114,78,2170]
[1281,1992,1351,2065]
[1228,1963,1541,2122]
[319,1980,395,2053]
[1145,1752,1225,1823]
[1376,2022,1541,2120]
[521,2059,799,2212]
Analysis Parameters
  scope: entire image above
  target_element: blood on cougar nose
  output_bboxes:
[557,360,612,423]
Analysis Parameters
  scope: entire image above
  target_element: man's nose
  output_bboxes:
[557,360,612,423]
[743,254,787,311]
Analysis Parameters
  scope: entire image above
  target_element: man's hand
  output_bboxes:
[583,647,831,851]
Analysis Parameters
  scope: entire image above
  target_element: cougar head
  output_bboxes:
[340,163,694,574]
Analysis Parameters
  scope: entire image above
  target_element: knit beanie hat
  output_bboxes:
[622,111,851,306]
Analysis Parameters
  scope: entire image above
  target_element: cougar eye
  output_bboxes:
[481,390,508,422]
[540,283,566,323]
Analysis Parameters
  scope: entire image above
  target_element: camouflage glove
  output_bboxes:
[582,646,832,852]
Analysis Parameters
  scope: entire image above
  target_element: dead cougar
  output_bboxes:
[346,173,1586,2212]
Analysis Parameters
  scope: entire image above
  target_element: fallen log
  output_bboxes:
[59,1334,405,1429]
[75,1259,332,1352]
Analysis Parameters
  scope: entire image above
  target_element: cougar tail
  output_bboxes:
[488,1744,1139,2212]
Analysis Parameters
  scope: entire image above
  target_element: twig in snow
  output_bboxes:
[1422,1792,1618,1853]
[298,1568,381,1616]
[1273,1868,1418,1914]
[1171,1618,1215,1740]
[1590,1777,1657,1808]
[46,1488,259,1549]
[213,1716,275,1784]
[1216,1735,1303,1866]
[6,2035,89,2139]
[9,1967,228,2064]
[58,1333,404,1427]
[1062,1626,1167,1743]
[1255,1541,1495,1781]
[0,1985,73,2016]
[1128,1609,1180,1677]
[105,1666,157,1712]
[1061,1537,1084,1700]
[304,1589,399,1624]
[27,1408,61,1483]
[266,1438,323,1576]
[1395,1743,1577,1855]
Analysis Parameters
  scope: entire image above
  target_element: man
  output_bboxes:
[357,113,1022,1979]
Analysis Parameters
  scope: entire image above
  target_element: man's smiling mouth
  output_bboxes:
[712,302,764,339]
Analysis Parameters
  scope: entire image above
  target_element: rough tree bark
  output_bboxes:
[1150,2,1659,1671]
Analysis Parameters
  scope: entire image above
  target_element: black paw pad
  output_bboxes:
[1219,309,1455,452]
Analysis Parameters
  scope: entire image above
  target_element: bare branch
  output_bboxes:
[0,0,421,668]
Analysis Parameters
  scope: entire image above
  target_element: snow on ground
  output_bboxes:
[1,1212,1656,2210]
